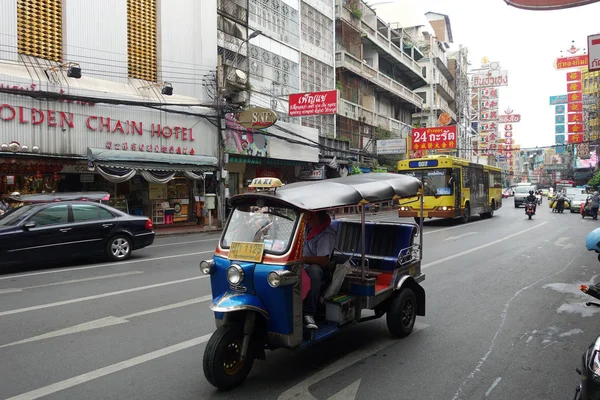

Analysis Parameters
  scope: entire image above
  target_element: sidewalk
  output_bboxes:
[153,221,222,236]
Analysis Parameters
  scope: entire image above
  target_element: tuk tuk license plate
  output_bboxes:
[229,241,265,263]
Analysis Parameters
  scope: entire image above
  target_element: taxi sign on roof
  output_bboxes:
[249,177,283,189]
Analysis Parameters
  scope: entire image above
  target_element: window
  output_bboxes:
[17,0,63,62]
[72,204,114,222]
[127,0,157,82]
[30,205,69,227]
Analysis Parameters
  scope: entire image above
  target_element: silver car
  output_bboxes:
[571,193,590,213]
[514,186,536,208]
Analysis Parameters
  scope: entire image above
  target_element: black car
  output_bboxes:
[0,201,155,267]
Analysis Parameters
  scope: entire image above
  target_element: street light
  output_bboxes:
[234,30,262,70]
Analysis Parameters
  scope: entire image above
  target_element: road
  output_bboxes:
[0,201,598,400]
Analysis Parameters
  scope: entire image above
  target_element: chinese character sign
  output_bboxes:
[568,102,583,112]
[567,81,582,92]
[567,71,582,81]
[568,123,584,133]
[568,113,583,123]
[568,134,584,143]
[556,105,566,114]
[568,92,582,102]
[411,126,457,150]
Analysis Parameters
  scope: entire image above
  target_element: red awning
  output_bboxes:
[504,0,600,9]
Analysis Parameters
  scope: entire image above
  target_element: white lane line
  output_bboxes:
[0,251,213,281]
[485,377,502,397]
[0,276,208,317]
[0,271,144,294]
[422,221,548,270]
[0,296,213,349]
[423,218,491,235]
[278,322,429,400]
[150,237,219,248]
[5,334,212,400]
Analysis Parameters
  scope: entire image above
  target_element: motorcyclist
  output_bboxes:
[526,190,537,212]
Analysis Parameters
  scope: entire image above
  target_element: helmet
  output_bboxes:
[586,228,600,252]
[529,190,534,195]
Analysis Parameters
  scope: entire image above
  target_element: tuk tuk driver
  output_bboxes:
[301,210,336,330]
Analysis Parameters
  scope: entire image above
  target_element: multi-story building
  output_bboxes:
[335,0,426,164]
[448,46,475,160]
[0,0,220,226]
[583,68,600,142]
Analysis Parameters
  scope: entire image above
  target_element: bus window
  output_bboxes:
[462,167,470,188]
[399,168,454,196]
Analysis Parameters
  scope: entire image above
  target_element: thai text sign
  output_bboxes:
[567,71,582,81]
[555,55,589,70]
[411,126,457,150]
[550,95,568,105]
[288,90,337,117]
[376,139,406,155]
[498,114,521,123]
[568,133,584,143]
[589,34,600,72]
[472,70,509,88]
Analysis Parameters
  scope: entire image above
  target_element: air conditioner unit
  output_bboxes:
[231,91,249,105]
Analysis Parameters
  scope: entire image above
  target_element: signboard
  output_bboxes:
[568,92,583,102]
[480,88,499,98]
[568,133,584,143]
[288,90,338,117]
[567,81,582,92]
[550,95,568,105]
[556,115,566,124]
[567,71,582,81]
[297,166,325,180]
[568,102,583,112]
[589,33,600,72]
[568,123,584,133]
[499,114,521,123]
[556,134,566,143]
[409,159,439,168]
[236,108,278,129]
[555,125,565,133]
[228,241,265,263]
[568,113,583,122]
[472,70,509,88]
[555,54,589,70]
[545,164,568,171]
[411,126,457,150]
[505,0,600,10]
[555,105,566,114]
[376,139,407,155]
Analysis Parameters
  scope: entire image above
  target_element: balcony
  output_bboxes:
[217,0,247,25]
[319,136,351,160]
[434,75,454,102]
[336,51,423,108]
[412,100,457,122]
[338,98,412,136]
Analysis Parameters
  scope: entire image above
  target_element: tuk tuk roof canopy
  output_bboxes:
[504,0,600,9]
[1,192,111,203]
[229,173,422,211]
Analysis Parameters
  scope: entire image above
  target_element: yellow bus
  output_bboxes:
[397,155,503,223]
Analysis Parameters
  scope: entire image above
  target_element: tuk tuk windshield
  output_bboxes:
[222,206,299,255]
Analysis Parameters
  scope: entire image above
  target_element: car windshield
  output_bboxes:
[399,168,453,196]
[0,204,34,226]
[573,194,589,202]
[514,186,533,193]
[222,206,299,255]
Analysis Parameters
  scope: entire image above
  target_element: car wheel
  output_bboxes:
[106,235,132,261]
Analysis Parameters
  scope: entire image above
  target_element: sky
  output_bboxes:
[369,0,600,150]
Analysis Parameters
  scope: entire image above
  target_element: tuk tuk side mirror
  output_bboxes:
[23,221,36,230]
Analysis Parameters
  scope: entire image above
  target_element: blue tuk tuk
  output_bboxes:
[199,173,426,389]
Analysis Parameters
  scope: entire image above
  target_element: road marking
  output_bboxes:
[422,221,549,270]
[150,237,219,248]
[423,218,491,235]
[4,334,212,400]
[328,379,361,400]
[485,377,502,397]
[443,232,477,241]
[0,251,213,281]
[0,271,144,294]
[277,322,429,400]
[0,276,208,317]
[555,236,576,250]
[0,295,212,349]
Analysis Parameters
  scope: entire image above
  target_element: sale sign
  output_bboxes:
[568,133,584,143]
[288,90,338,117]
[567,71,582,81]
[567,81,582,92]
[568,123,584,133]
[568,113,584,122]
[411,126,457,150]
[568,102,583,112]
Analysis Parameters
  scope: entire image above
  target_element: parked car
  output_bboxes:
[0,201,154,267]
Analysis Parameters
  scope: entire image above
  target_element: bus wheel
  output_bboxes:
[461,204,470,223]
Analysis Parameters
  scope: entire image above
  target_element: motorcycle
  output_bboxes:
[573,283,600,400]
[525,201,536,219]
[536,194,542,205]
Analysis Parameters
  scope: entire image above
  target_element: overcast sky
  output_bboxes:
[370,0,600,150]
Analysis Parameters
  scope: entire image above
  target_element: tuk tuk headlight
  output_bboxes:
[267,270,298,288]
[199,259,215,275]
[226,264,244,285]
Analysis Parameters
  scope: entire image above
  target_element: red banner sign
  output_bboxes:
[556,55,590,70]
[411,126,457,150]
[288,90,338,117]
[568,113,584,123]
[568,102,583,112]
[567,81,582,92]
[498,114,521,123]
[567,71,582,81]
[568,92,583,102]
[506,0,600,11]
[568,123,584,133]
[568,133,584,143]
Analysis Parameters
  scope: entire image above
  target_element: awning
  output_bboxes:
[87,148,217,172]
[87,148,218,184]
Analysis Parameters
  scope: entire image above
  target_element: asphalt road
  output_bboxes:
[1,200,599,400]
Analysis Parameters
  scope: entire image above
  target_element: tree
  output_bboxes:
[588,170,600,188]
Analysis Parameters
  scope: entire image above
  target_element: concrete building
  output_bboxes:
[0,0,220,225]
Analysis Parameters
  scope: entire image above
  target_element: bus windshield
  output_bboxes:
[399,168,453,196]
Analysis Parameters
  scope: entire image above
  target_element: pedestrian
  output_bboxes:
[591,191,600,220]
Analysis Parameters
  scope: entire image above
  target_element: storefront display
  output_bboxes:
[168,178,190,223]
[0,160,64,195]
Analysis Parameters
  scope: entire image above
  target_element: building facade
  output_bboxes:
[0,0,219,225]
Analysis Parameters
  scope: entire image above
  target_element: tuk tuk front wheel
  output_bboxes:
[203,323,255,390]
[386,288,417,338]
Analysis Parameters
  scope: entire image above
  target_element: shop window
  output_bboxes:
[17,0,63,62]
[30,205,69,227]
[127,0,157,82]
[72,204,115,222]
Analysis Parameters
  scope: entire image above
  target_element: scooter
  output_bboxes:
[525,201,536,220]
[536,193,542,205]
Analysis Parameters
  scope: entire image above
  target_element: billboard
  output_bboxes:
[411,126,457,150]
[376,139,407,155]
[555,55,589,70]
[589,34,600,72]
[550,95,568,105]
[472,70,509,88]
[288,90,338,117]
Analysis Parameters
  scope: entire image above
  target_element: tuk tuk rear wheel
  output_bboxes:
[386,288,417,338]
[203,323,255,390]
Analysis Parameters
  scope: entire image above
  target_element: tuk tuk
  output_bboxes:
[199,173,426,390]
